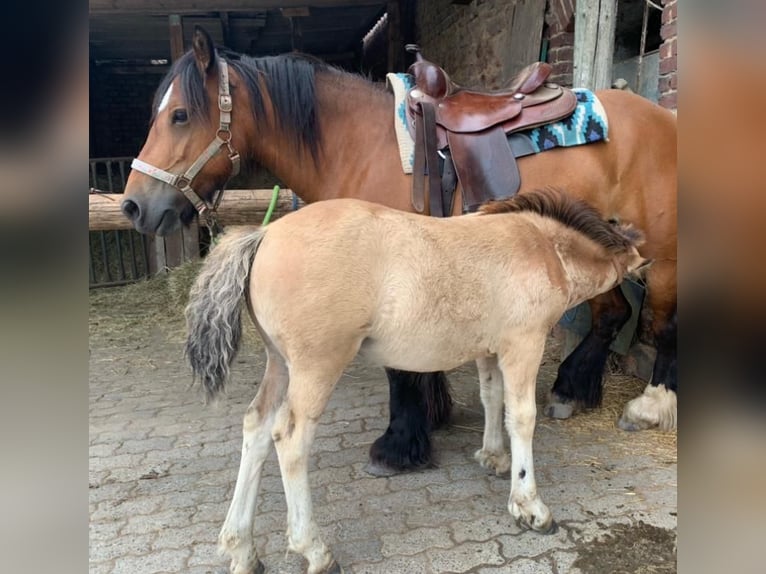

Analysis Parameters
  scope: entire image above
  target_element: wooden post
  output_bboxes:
[167,14,201,267]
[387,1,402,73]
[573,0,617,90]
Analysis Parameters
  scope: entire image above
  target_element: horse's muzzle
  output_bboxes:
[121,196,182,236]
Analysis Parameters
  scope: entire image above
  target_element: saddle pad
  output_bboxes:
[386,73,416,174]
[525,89,609,152]
[386,73,608,174]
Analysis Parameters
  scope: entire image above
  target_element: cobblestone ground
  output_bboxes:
[89,285,677,574]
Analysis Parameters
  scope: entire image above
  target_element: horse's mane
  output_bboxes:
[478,189,644,253]
[152,49,338,162]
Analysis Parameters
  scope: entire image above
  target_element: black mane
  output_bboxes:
[478,188,643,253]
[152,49,334,162]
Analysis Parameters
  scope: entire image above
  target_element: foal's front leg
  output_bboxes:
[474,356,510,475]
[500,333,556,534]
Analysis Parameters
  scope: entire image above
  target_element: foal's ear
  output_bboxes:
[192,26,217,76]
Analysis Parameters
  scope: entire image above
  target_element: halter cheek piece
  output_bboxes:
[130,58,240,233]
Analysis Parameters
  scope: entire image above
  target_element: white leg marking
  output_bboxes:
[218,406,273,574]
[474,356,510,475]
[619,383,677,431]
[273,400,335,574]
[501,334,555,533]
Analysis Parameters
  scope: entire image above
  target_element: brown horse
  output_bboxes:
[184,190,650,574]
[122,27,677,473]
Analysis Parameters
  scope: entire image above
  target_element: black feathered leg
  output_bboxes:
[366,369,452,476]
[546,287,631,418]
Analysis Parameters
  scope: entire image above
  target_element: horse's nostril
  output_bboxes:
[121,199,140,221]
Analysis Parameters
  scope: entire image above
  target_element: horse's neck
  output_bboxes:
[259,74,402,203]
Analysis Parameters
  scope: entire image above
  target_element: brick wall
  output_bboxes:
[658,0,677,110]
[544,0,575,86]
[416,0,517,89]
[89,66,164,159]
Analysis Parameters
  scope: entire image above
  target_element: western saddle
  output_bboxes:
[404,45,578,215]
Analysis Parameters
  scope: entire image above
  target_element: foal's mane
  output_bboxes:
[151,48,345,162]
[478,189,643,253]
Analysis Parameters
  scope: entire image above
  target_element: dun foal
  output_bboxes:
[185,189,648,574]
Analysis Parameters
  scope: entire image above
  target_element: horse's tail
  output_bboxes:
[184,226,267,402]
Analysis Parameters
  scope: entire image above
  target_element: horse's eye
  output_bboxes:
[172,109,188,124]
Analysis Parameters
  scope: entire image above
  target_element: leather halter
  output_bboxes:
[130,58,241,232]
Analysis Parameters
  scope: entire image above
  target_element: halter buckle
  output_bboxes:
[219,94,233,112]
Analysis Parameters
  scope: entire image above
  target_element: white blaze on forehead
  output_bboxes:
[158,84,173,113]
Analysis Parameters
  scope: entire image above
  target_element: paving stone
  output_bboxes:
[89,533,154,563]
[355,553,433,574]
[110,549,190,574]
[505,557,554,573]
[450,515,515,543]
[428,539,505,573]
[497,528,574,560]
[381,525,453,557]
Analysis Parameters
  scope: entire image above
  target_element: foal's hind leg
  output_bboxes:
[219,345,288,574]
[620,262,677,431]
[474,356,510,475]
[499,331,556,534]
[545,287,631,419]
[273,364,346,574]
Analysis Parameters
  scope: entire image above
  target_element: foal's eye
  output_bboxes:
[171,109,189,124]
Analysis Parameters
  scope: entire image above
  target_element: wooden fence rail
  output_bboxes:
[89,189,299,231]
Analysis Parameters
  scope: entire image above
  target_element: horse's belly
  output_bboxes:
[358,335,489,372]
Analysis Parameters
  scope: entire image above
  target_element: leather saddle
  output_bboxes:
[404,45,578,215]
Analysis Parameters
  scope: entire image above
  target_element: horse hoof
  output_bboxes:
[317,559,343,574]
[617,417,648,432]
[363,461,400,477]
[515,516,558,535]
[366,428,432,476]
[474,449,511,476]
[544,399,575,420]
[252,559,265,574]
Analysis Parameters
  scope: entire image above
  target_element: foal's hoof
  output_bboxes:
[474,449,511,476]
[251,559,265,574]
[515,516,559,535]
[317,559,343,574]
[544,393,577,420]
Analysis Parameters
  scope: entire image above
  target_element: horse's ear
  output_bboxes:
[192,26,217,76]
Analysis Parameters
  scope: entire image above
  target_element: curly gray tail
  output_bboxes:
[184,226,267,401]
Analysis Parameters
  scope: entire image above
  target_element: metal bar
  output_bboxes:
[140,233,150,276]
[119,160,128,192]
[114,230,127,281]
[88,234,96,284]
[127,230,139,279]
[90,162,98,188]
[106,160,115,192]
[99,230,111,283]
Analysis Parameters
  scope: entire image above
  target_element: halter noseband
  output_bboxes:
[130,58,240,232]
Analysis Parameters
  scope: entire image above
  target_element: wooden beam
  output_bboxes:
[89,190,299,231]
[386,1,401,73]
[89,1,386,14]
[573,0,617,90]
[169,14,184,60]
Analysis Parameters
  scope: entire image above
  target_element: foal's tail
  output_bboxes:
[184,226,267,401]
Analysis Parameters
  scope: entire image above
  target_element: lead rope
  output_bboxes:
[209,185,280,247]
